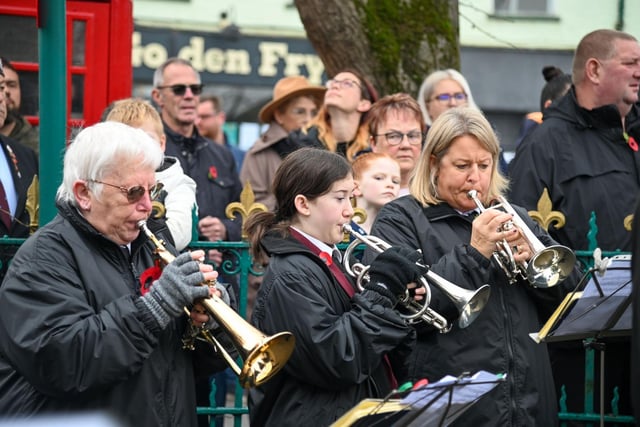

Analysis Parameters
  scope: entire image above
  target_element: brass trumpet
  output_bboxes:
[137,220,295,388]
[466,190,575,288]
[342,224,490,332]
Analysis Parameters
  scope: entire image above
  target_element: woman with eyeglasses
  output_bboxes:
[368,93,426,195]
[365,107,579,426]
[418,69,509,174]
[0,121,234,426]
[287,69,378,161]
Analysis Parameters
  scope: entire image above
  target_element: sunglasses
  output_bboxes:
[88,180,164,203]
[156,84,204,96]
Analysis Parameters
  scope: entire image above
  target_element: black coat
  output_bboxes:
[0,201,227,426]
[367,196,579,426]
[508,88,640,252]
[163,124,242,241]
[248,231,415,427]
[0,134,38,238]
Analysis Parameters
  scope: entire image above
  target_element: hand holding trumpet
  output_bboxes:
[470,209,532,263]
[140,250,221,330]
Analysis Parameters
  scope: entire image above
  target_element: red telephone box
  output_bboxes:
[0,0,133,129]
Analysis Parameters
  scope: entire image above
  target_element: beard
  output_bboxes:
[3,108,19,126]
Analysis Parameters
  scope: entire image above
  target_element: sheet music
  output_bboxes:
[396,371,504,426]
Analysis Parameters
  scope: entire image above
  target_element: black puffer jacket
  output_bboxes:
[508,88,640,251]
[0,200,225,426]
[367,196,579,427]
[249,231,415,427]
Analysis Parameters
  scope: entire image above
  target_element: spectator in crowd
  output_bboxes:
[368,93,425,195]
[508,28,640,420]
[244,147,420,427]
[240,75,325,211]
[0,121,232,427]
[351,152,401,234]
[0,57,39,154]
[366,107,579,426]
[416,69,510,174]
[106,97,197,251]
[513,65,572,148]
[196,94,245,171]
[0,58,38,240]
[151,57,242,258]
[151,57,243,426]
[287,69,377,161]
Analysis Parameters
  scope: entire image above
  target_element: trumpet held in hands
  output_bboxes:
[341,224,490,333]
[466,190,575,288]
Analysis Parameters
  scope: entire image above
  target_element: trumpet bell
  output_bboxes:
[527,245,576,288]
[457,284,491,328]
[240,332,296,388]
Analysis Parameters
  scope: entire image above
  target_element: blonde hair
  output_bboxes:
[410,107,508,206]
[352,152,399,180]
[307,104,370,161]
[106,98,163,142]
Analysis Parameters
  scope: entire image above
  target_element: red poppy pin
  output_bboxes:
[319,251,333,266]
[139,260,162,295]
[623,132,638,152]
[208,166,218,181]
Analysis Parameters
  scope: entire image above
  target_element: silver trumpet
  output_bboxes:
[467,190,576,288]
[342,224,491,333]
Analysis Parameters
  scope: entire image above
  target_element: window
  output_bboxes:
[494,0,554,17]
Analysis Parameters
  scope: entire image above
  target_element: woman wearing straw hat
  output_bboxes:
[240,76,325,211]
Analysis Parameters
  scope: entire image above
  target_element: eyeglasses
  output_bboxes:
[88,180,164,203]
[431,92,468,103]
[156,84,204,96]
[374,131,424,146]
[325,78,362,90]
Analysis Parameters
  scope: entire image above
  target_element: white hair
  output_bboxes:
[57,121,163,205]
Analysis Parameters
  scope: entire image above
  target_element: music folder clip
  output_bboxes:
[330,370,504,427]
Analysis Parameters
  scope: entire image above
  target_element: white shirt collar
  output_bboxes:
[291,226,341,261]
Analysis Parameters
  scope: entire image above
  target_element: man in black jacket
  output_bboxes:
[509,29,640,423]
[0,122,232,426]
[0,58,39,282]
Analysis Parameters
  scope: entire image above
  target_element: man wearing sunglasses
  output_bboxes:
[0,122,234,426]
[152,58,243,427]
[152,58,242,256]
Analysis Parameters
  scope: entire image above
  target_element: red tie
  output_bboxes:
[288,227,398,389]
[0,181,12,230]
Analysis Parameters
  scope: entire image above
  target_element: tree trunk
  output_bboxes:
[294,0,459,97]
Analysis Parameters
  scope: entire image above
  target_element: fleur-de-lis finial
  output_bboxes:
[527,188,565,231]
[225,182,268,240]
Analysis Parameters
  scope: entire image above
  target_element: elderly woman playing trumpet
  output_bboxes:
[365,107,580,426]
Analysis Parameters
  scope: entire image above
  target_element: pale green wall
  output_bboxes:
[133,0,640,49]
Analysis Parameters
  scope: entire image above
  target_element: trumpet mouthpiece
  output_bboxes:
[342,223,353,233]
[137,220,147,229]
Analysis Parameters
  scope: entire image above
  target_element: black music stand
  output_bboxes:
[535,254,632,427]
[330,371,504,427]
[544,255,632,342]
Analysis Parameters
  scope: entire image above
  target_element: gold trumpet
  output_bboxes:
[137,220,295,388]
[342,224,490,332]
[466,190,575,288]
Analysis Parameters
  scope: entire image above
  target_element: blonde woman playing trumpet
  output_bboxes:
[365,107,580,426]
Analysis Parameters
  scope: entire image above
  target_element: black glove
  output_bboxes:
[366,247,424,303]
[140,252,210,329]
